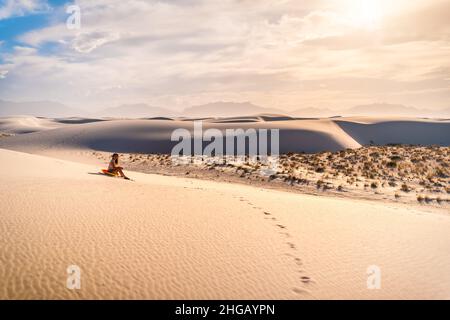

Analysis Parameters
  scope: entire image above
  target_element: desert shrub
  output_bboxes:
[390,155,402,161]
[387,161,397,168]
[316,180,324,189]
[401,183,410,192]
[436,167,448,178]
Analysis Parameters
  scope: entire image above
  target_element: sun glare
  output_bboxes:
[347,0,383,30]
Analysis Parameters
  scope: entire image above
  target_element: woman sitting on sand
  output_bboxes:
[108,153,130,180]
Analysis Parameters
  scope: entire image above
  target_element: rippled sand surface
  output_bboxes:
[1,149,450,299]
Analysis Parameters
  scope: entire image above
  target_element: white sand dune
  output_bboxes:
[335,117,450,146]
[0,116,65,134]
[0,118,359,154]
[1,116,448,155]
[1,148,450,299]
[1,115,449,300]
[0,116,107,135]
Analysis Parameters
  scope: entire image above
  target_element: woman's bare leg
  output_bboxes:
[116,168,129,179]
[110,167,129,179]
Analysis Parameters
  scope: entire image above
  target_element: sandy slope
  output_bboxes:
[1,148,450,299]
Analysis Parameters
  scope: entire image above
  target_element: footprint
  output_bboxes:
[300,276,312,284]
[287,242,296,250]
[263,211,271,215]
[276,224,287,229]
[292,287,309,295]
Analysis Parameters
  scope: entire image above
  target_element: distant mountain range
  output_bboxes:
[290,107,335,117]
[182,101,283,117]
[344,103,430,117]
[0,99,80,118]
[181,102,439,118]
[97,104,178,118]
[0,99,448,118]
[292,103,450,118]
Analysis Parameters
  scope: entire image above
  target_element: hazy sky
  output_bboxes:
[0,0,449,111]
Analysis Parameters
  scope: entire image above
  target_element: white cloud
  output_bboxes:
[71,31,121,53]
[0,70,8,79]
[1,0,450,111]
[0,0,50,20]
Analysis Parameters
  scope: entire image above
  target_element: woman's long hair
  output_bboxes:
[112,153,119,165]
